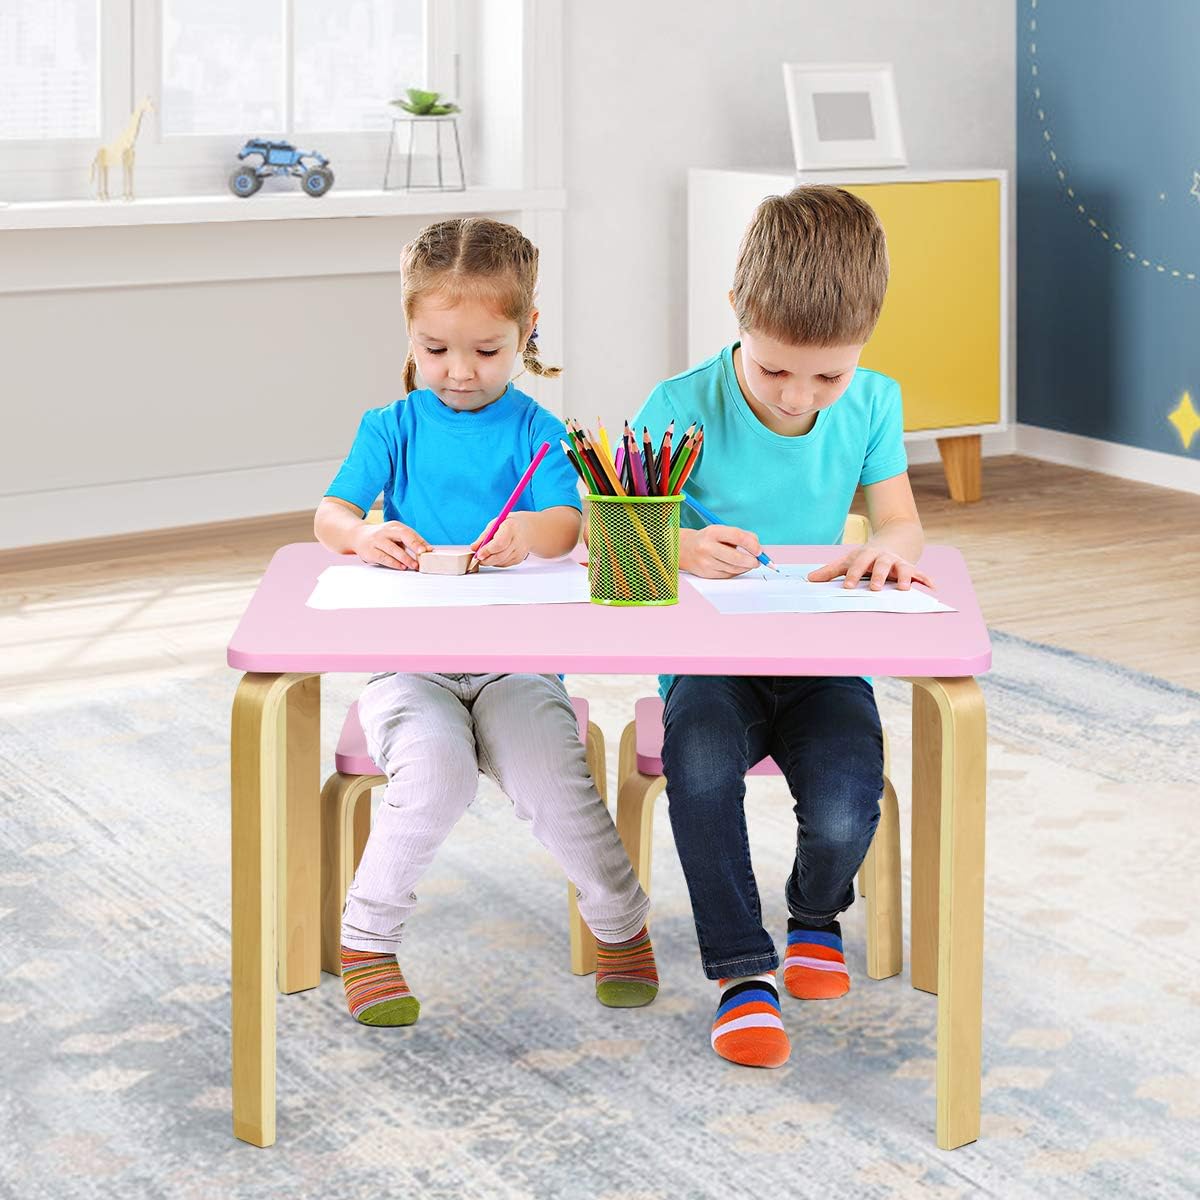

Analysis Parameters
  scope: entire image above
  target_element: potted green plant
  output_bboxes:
[390,88,460,116]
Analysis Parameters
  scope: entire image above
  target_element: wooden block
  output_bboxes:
[417,550,474,575]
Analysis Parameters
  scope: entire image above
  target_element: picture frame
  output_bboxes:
[782,62,907,170]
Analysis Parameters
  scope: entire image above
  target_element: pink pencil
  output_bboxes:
[471,440,552,565]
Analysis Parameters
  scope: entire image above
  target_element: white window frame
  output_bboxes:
[0,0,131,177]
[0,0,457,199]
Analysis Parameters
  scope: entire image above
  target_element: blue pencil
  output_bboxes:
[681,492,780,573]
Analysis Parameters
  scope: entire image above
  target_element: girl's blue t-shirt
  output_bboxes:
[632,344,908,697]
[325,383,582,543]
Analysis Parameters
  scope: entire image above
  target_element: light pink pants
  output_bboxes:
[341,671,649,953]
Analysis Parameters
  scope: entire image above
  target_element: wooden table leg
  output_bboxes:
[907,676,987,1151]
[910,686,942,996]
[280,675,321,994]
[230,671,318,1148]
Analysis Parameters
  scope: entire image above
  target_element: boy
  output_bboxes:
[633,185,932,1068]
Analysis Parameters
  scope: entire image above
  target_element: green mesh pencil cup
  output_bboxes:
[586,494,682,606]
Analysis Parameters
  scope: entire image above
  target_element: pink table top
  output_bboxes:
[226,543,991,677]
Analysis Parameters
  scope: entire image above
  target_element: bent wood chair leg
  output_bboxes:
[231,671,316,1149]
[568,721,608,976]
[858,726,892,899]
[863,775,903,980]
[615,719,665,899]
[862,725,902,978]
[320,772,382,977]
[906,675,987,1151]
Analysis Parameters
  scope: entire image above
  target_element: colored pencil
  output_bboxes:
[583,428,626,497]
[681,490,779,572]
[573,422,614,495]
[625,424,647,496]
[596,419,615,471]
[566,420,597,487]
[561,439,600,495]
[657,421,674,496]
[472,440,552,566]
[641,426,656,494]
[671,426,703,493]
[667,425,695,493]
[676,432,700,492]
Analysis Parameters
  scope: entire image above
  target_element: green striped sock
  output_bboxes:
[595,925,659,1008]
[341,947,420,1027]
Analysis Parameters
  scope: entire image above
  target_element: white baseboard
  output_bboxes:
[0,459,343,551]
[1013,424,1200,495]
[904,427,1017,464]
[906,423,1200,496]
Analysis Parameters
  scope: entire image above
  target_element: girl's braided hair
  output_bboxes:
[400,217,562,394]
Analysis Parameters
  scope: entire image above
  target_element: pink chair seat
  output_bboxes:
[634,695,781,778]
[335,696,591,777]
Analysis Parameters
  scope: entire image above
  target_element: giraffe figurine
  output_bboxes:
[90,97,155,201]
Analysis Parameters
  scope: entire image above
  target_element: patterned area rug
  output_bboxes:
[1,632,1197,1199]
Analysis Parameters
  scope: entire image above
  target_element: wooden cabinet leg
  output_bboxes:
[936,434,982,503]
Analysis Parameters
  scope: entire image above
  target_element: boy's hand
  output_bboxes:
[470,513,531,568]
[808,547,934,591]
[353,521,430,570]
[680,525,762,578]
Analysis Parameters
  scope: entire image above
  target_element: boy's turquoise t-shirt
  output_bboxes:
[325,382,582,543]
[631,344,908,697]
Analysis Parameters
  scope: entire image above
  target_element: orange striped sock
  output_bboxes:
[783,918,851,1000]
[595,925,659,1008]
[341,946,420,1027]
[711,973,790,1068]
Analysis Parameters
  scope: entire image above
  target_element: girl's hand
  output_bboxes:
[471,513,531,568]
[680,525,762,578]
[353,521,431,570]
[807,547,935,591]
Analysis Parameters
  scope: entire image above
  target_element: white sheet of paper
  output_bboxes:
[685,563,955,615]
[306,557,591,609]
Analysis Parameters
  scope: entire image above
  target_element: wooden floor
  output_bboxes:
[2,455,1198,701]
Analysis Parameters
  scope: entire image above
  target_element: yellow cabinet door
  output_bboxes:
[843,180,1001,431]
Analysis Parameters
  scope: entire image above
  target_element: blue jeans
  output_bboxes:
[662,675,884,980]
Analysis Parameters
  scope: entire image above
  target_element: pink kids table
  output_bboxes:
[227,542,990,1150]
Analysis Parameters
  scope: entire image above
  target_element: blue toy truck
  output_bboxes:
[228,139,334,198]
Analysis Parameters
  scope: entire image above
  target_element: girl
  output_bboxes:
[314,218,657,1026]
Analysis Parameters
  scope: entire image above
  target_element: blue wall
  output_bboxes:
[1016,0,1200,456]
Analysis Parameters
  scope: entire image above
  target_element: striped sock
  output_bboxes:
[782,918,851,1000]
[711,973,790,1068]
[341,947,420,1027]
[595,925,659,1008]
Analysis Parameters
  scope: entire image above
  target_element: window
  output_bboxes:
[160,0,285,136]
[0,0,453,201]
[0,0,100,140]
[294,0,426,134]
[159,0,426,137]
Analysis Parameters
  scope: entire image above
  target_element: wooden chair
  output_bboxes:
[564,512,904,981]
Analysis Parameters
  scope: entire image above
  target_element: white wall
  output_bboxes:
[562,0,1016,430]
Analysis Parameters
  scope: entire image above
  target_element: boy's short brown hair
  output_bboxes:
[731,185,888,347]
